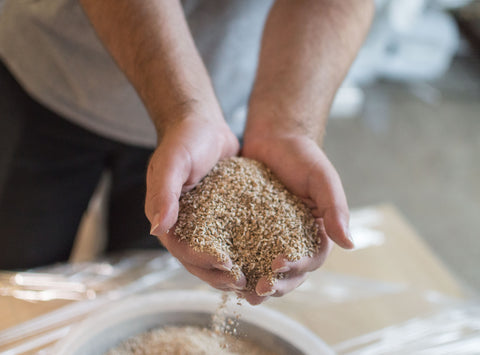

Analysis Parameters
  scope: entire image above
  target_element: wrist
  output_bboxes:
[152,98,225,142]
[242,130,318,164]
[244,111,326,148]
[246,93,328,142]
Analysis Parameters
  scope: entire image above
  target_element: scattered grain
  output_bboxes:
[106,326,275,355]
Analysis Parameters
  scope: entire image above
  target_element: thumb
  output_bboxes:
[145,145,191,236]
[323,206,353,249]
[309,154,353,249]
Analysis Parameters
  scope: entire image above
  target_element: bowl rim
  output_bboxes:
[54,290,334,355]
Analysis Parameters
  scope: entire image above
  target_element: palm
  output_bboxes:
[243,136,348,224]
[244,137,327,208]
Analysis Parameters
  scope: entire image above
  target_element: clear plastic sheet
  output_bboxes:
[0,252,181,302]
[1,251,479,354]
[0,251,186,354]
[333,303,480,354]
[0,205,478,355]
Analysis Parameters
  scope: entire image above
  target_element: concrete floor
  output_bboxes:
[324,55,480,294]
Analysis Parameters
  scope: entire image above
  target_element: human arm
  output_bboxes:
[242,0,374,304]
[79,0,245,290]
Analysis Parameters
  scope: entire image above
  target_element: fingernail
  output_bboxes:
[150,213,161,235]
[213,263,232,272]
[347,229,355,248]
[257,289,275,297]
[273,266,290,273]
[342,221,354,247]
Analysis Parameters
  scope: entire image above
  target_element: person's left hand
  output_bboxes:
[240,133,353,304]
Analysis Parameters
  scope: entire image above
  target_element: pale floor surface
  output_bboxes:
[324,55,480,294]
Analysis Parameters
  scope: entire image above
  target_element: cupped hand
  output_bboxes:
[146,116,246,291]
[240,133,353,304]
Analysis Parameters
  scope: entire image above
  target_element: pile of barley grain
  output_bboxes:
[106,326,275,355]
[175,157,320,291]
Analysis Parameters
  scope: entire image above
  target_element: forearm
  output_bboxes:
[79,0,222,140]
[245,0,374,144]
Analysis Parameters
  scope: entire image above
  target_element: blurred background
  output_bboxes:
[325,0,480,293]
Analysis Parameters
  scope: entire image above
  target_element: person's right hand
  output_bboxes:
[146,115,246,292]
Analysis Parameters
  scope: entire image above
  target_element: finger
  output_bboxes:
[182,263,246,291]
[324,206,353,249]
[156,231,234,271]
[146,145,191,236]
[239,290,270,306]
[271,232,333,275]
[256,273,308,298]
[271,274,308,297]
[271,226,333,274]
[308,155,353,249]
[270,255,322,275]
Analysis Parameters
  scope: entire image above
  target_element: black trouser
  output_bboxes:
[0,61,160,270]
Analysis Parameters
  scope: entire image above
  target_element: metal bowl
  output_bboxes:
[54,290,334,355]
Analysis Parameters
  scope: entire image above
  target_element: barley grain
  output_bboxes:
[175,157,320,292]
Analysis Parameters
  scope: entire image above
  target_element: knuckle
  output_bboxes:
[272,289,286,297]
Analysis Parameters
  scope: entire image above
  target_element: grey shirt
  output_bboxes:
[0,0,272,147]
